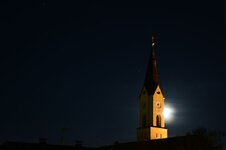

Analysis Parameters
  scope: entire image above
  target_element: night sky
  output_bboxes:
[0,0,225,147]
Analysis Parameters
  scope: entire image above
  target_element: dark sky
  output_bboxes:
[0,0,225,147]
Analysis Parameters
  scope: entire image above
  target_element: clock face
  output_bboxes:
[156,101,161,109]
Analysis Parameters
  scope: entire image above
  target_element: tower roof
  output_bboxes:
[143,36,160,95]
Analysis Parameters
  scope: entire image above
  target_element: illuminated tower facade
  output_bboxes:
[137,36,168,141]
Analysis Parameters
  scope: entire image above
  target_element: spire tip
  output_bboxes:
[152,36,155,47]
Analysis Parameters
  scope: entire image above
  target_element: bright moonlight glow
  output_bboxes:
[163,104,175,122]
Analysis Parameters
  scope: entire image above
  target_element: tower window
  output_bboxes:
[156,115,161,127]
[157,91,160,94]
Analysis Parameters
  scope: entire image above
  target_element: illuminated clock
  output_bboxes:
[156,101,161,109]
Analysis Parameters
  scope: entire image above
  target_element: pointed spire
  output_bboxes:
[152,36,155,47]
[143,36,160,95]
[151,36,157,61]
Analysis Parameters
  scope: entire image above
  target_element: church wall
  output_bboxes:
[153,86,165,128]
[150,127,167,139]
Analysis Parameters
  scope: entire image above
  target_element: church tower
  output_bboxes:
[137,36,168,141]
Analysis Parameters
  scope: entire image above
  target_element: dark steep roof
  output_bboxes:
[143,36,160,96]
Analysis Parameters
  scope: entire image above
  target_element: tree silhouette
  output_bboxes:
[187,128,225,150]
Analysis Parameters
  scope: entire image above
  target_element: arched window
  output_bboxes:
[156,115,161,127]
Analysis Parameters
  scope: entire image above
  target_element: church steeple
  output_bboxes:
[137,36,168,141]
[143,36,159,95]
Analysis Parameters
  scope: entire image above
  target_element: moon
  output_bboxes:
[163,104,175,123]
